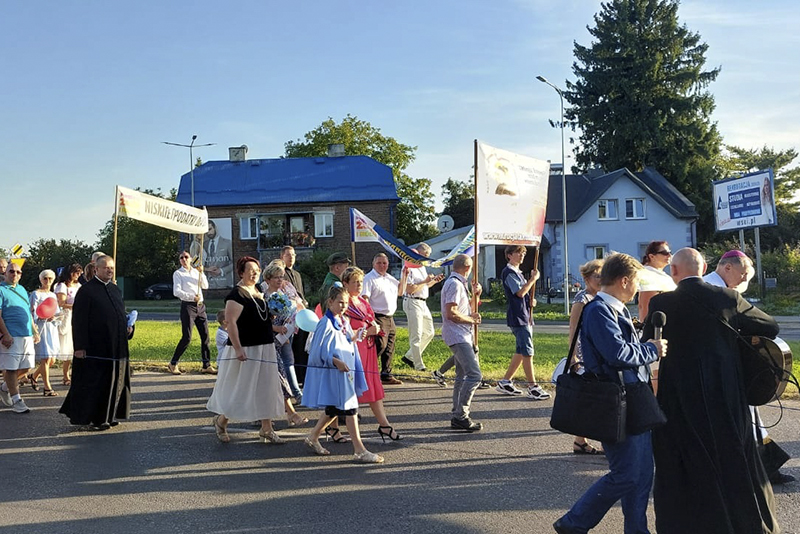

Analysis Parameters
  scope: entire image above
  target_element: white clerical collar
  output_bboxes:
[95,276,112,286]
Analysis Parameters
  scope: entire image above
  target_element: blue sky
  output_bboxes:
[2,0,798,250]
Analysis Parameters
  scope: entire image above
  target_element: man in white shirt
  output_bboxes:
[170,251,215,375]
[399,243,442,371]
[362,252,402,385]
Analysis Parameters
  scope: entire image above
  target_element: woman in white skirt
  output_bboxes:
[28,269,61,396]
[207,256,286,444]
[54,263,82,385]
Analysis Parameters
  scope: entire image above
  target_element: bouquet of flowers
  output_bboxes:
[267,291,297,345]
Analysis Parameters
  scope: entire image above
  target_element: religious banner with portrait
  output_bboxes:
[475,141,550,245]
[200,218,234,289]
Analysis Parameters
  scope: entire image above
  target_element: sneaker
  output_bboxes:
[167,364,182,375]
[432,370,447,387]
[0,387,11,407]
[526,384,551,400]
[11,398,30,414]
[478,380,491,390]
[495,379,522,396]
[450,417,483,432]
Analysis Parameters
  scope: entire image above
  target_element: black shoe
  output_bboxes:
[769,471,796,485]
[477,380,491,390]
[400,356,415,368]
[90,423,111,431]
[553,517,582,534]
[450,417,482,432]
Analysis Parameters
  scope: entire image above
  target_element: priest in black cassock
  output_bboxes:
[642,248,780,534]
[60,255,131,431]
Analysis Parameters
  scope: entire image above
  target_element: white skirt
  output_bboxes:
[57,308,74,361]
[206,343,284,422]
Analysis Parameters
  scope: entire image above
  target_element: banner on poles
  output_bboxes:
[713,169,777,232]
[475,141,550,246]
[349,208,474,267]
[117,185,209,234]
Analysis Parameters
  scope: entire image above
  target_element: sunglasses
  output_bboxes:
[7,270,22,274]
[180,255,191,260]
[654,250,672,256]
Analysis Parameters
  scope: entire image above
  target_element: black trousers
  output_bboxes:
[374,314,396,379]
[292,329,309,385]
[171,301,211,367]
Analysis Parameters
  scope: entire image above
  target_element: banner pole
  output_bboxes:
[530,247,540,319]
[112,186,119,283]
[351,241,357,269]
[473,139,480,345]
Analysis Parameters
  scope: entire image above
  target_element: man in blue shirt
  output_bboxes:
[495,245,550,400]
[0,262,38,413]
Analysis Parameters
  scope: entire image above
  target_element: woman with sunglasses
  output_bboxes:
[637,241,676,320]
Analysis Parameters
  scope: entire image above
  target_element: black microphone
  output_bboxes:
[652,311,667,340]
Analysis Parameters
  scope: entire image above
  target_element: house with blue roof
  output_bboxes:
[176,147,400,288]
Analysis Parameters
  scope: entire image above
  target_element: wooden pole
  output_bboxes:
[473,139,480,344]
[351,241,357,269]
[112,186,119,284]
[530,246,540,319]
[198,232,205,291]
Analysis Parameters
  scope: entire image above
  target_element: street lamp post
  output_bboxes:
[536,75,569,315]
[163,135,215,207]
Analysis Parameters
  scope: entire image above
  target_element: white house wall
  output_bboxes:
[549,178,694,289]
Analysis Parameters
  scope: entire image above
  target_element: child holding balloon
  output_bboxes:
[28,269,61,396]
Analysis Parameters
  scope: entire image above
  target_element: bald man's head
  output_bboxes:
[670,248,706,282]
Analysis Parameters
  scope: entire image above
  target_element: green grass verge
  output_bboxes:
[130,321,799,397]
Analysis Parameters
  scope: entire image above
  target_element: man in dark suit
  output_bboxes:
[59,255,131,431]
[281,246,309,385]
[642,248,780,534]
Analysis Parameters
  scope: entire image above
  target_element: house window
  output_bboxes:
[255,213,316,249]
[586,245,607,260]
[239,216,258,240]
[314,212,334,238]
[626,198,646,219]
[598,199,618,220]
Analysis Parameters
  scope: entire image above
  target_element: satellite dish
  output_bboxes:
[437,215,455,233]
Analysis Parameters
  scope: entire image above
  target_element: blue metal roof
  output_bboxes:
[176,155,400,207]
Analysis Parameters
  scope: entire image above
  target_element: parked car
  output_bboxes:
[144,283,174,300]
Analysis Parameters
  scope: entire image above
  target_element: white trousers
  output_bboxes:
[402,298,434,369]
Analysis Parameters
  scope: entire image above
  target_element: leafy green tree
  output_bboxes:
[19,239,94,289]
[95,188,179,296]
[440,177,475,229]
[284,114,437,243]
[719,145,799,204]
[565,0,722,241]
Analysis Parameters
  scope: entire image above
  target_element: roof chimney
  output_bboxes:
[229,145,248,162]
[327,143,345,157]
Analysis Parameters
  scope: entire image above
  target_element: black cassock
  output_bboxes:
[60,277,131,426]
[643,278,780,534]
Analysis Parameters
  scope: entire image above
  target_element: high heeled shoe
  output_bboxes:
[377,425,402,443]
[324,427,351,443]
[287,412,309,427]
[259,429,287,444]
[212,415,229,443]
[304,437,331,456]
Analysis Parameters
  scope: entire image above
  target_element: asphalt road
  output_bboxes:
[1,372,798,533]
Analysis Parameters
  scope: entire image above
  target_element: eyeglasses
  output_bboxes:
[654,250,672,256]
[7,270,22,274]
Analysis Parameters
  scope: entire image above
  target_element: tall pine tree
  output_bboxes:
[565,0,722,241]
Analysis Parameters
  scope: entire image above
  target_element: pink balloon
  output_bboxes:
[36,296,58,320]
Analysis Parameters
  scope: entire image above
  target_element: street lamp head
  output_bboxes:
[536,75,548,83]
[192,134,197,140]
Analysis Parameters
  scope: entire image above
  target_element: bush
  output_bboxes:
[295,249,335,307]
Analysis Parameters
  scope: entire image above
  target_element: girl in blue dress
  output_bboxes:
[302,284,383,463]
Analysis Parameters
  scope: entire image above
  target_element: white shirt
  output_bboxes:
[362,269,399,315]
[638,265,677,292]
[173,266,209,302]
[405,266,429,299]
[703,271,726,288]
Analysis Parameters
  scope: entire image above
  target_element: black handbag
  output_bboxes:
[625,378,666,435]
[550,310,628,444]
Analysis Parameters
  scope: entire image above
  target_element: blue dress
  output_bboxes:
[302,311,368,410]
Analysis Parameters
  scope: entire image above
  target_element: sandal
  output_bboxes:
[573,441,603,455]
[304,437,330,456]
[212,415,230,443]
[324,426,351,443]
[43,388,59,397]
[62,378,71,386]
[28,374,40,392]
[287,413,309,427]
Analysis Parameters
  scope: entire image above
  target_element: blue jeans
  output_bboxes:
[276,337,302,398]
[560,431,654,534]
[450,343,482,420]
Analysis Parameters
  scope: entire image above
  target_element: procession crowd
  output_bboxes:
[0,241,793,532]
